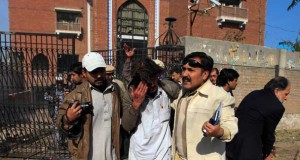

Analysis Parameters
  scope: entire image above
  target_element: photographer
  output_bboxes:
[56,52,135,160]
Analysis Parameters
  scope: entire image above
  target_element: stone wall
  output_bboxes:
[182,36,300,129]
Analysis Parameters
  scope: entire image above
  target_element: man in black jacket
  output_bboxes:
[226,76,291,160]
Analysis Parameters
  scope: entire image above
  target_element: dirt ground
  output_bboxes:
[275,129,300,160]
[0,130,299,160]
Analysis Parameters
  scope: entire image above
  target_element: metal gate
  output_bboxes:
[97,46,185,81]
[0,32,75,159]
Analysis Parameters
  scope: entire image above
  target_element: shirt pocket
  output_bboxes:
[187,99,216,114]
[159,108,170,123]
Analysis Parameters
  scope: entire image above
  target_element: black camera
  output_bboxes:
[79,102,93,113]
[69,101,93,114]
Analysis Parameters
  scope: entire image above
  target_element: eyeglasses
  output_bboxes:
[182,59,204,68]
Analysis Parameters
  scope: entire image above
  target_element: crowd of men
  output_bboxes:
[50,45,291,160]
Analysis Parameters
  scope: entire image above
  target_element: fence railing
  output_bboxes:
[0,32,75,159]
[0,31,184,159]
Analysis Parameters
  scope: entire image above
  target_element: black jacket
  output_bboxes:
[226,89,285,160]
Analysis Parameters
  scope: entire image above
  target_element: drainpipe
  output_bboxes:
[108,0,112,64]
[87,2,91,52]
[155,0,160,47]
[108,0,112,50]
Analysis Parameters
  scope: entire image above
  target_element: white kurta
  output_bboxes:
[88,85,115,160]
[129,87,172,160]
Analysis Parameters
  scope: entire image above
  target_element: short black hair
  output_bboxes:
[130,58,164,87]
[182,52,214,73]
[170,65,182,75]
[69,62,82,75]
[212,68,219,75]
[264,76,290,91]
[216,68,239,87]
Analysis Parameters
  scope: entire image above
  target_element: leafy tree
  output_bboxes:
[280,37,300,51]
[288,0,299,10]
[285,1,300,51]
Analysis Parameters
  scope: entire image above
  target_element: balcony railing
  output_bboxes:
[216,6,248,28]
[56,22,81,37]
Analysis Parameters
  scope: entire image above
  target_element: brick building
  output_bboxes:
[8,0,265,59]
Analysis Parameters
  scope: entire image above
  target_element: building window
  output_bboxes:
[217,0,248,28]
[57,12,79,24]
[55,8,82,37]
[117,1,148,49]
[220,0,241,7]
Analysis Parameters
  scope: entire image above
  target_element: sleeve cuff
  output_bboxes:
[219,126,231,140]
[62,115,78,129]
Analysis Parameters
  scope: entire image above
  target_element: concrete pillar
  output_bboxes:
[278,49,287,76]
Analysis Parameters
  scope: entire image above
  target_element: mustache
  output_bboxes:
[182,76,191,82]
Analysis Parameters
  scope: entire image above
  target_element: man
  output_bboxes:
[170,65,183,85]
[171,52,238,160]
[62,62,85,95]
[226,76,291,160]
[210,67,219,85]
[69,62,85,86]
[126,58,180,160]
[216,68,239,96]
[56,52,134,160]
[106,65,126,93]
[106,64,130,159]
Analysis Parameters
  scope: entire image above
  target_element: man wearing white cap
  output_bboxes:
[57,52,135,160]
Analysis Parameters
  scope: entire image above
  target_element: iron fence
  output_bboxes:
[96,45,185,81]
[0,32,75,159]
[0,31,185,159]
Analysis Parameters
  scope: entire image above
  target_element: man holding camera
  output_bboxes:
[171,52,238,160]
[56,52,135,160]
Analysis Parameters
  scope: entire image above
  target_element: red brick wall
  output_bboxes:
[170,0,266,46]
[168,0,189,40]
[9,0,266,58]
[92,0,108,51]
[9,0,87,57]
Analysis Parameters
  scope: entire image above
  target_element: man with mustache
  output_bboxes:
[171,52,238,160]
[56,52,135,160]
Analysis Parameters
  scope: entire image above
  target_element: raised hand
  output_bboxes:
[129,82,148,110]
[123,43,136,58]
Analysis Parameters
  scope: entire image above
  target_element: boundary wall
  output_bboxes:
[182,36,300,130]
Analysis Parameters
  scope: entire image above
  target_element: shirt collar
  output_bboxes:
[185,80,212,97]
[146,87,163,100]
[90,83,114,93]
